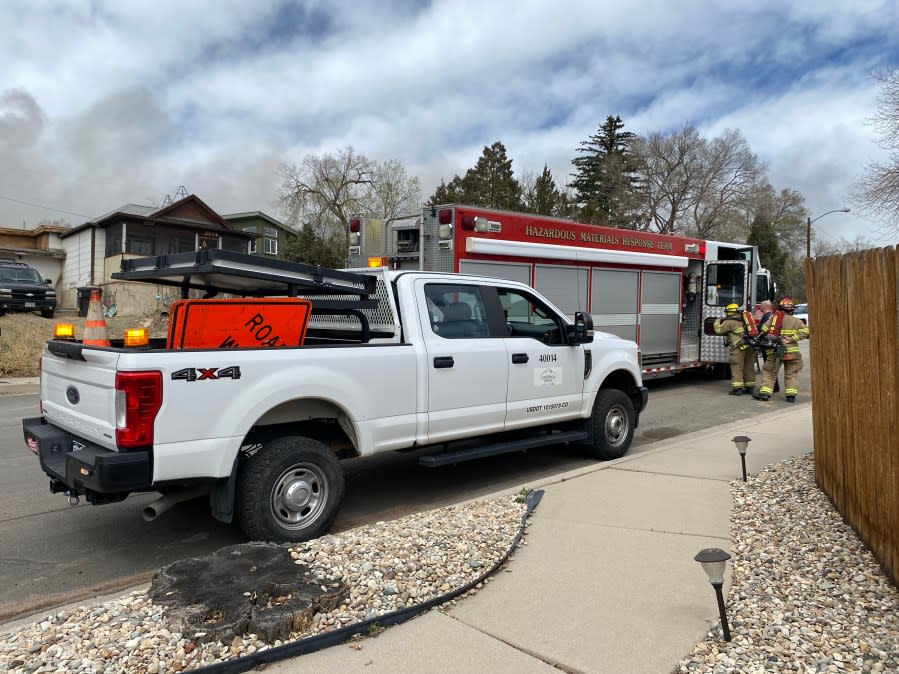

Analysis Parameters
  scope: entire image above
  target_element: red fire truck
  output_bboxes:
[348,204,773,379]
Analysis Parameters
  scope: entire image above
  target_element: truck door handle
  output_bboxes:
[433,356,454,369]
[512,353,529,364]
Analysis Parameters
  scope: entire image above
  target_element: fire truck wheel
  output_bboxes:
[236,436,345,543]
[585,389,635,460]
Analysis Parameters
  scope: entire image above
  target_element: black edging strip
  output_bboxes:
[193,490,545,673]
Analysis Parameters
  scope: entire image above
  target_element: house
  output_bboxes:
[0,223,68,288]
[222,211,296,260]
[58,194,256,314]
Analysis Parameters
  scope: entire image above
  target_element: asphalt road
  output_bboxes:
[0,350,811,621]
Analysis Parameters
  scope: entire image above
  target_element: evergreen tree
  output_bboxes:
[428,176,465,205]
[569,115,640,226]
[282,223,345,268]
[460,141,523,210]
[426,141,523,210]
[525,165,566,216]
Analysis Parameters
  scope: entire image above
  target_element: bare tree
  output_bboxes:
[853,67,899,231]
[365,159,421,221]
[278,146,374,244]
[631,126,704,234]
[631,126,761,238]
[687,130,762,239]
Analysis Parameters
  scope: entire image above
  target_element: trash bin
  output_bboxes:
[77,286,101,317]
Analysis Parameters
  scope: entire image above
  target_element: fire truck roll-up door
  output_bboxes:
[534,265,588,318]
[459,260,532,286]
[590,269,638,342]
[639,271,681,364]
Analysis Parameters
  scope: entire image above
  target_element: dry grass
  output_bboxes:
[0,311,169,377]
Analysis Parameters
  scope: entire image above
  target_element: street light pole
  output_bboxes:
[806,208,851,258]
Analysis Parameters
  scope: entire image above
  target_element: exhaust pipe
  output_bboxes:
[142,487,210,522]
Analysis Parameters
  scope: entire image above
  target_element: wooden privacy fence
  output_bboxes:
[806,247,899,586]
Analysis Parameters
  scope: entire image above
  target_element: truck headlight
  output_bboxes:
[0,288,11,297]
[46,290,56,296]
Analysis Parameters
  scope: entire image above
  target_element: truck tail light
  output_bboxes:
[438,209,453,225]
[115,371,162,449]
[349,218,361,233]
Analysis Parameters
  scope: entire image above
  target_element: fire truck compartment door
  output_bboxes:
[459,259,532,285]
[416,280,509,443]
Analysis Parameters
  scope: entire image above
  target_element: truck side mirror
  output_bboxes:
[571,311,594,344]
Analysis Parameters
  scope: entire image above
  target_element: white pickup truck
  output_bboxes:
[23,251,647,543]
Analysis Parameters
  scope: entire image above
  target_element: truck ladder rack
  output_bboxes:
[113,249,376,301]
[418,429,588,467]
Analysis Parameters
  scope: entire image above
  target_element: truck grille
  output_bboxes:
[11,288,48,300]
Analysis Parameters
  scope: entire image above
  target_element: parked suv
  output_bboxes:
[0,261,56,318]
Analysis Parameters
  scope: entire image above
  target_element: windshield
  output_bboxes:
[0,267,43,283]
[795,304,808,313]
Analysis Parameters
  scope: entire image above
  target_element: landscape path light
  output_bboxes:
[694,547,732,641]
[732,435,751,482]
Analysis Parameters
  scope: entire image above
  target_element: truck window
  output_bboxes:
[496,287,563,344]
[705,263,745,307]
[424,284,489,339]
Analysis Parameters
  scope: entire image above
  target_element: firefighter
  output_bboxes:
[753,297,810,402]
[713,303,758,395]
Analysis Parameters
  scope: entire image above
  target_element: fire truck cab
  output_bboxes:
[349,205,772,379]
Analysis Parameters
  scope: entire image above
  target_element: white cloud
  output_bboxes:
[0,0,896,247]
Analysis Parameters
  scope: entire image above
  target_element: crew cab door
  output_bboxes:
[494,285,585,429]
[416,280,508,443]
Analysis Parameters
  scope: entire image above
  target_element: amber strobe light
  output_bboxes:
[54,323,75,339]
[124,327,150,347]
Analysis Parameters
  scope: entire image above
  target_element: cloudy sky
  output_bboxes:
[1,0,896,246]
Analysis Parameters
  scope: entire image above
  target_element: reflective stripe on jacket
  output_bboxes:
[761,310,809,359]
[713,316,750,351]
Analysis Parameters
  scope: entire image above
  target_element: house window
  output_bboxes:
[242,226,256,233]
[264,226,277,237]
[166,231,195,254]
[220,235,247,253]
[249,239,257,253]
[264,238,278,255]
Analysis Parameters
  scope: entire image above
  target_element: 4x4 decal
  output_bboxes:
[171,366,241,382]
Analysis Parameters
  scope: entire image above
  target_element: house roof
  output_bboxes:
[222,211,296,234]
[61,194,253,239]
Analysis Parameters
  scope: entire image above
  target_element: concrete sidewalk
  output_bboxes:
[278,404,813,673]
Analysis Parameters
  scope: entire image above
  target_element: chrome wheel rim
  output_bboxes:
[270,462,328,530]
[605,403,629,448]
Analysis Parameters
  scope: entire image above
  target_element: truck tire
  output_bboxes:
[585,389,635,460]
[236,436,345,543]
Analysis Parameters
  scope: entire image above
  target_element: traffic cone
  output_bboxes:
[83,289,110,347]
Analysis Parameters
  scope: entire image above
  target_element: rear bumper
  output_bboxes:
[23,416,151,495]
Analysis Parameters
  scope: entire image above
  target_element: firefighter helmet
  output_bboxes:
[778,298,795,313]
[724,303,740,315]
